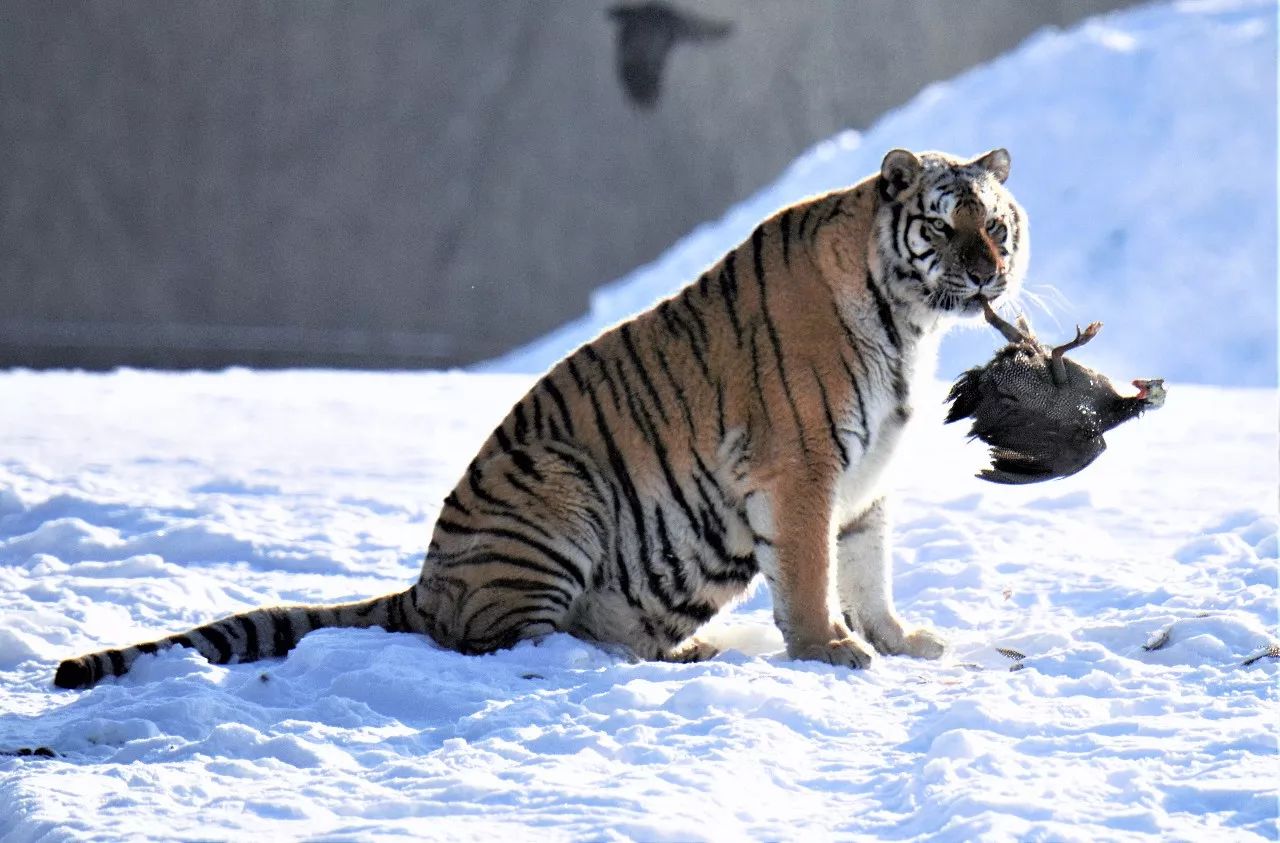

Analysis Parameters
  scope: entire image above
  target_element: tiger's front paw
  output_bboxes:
[862,616,947,660]
[788,636,874,669]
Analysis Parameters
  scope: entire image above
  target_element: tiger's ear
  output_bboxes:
[879,149,922,201]
[972,148,1011,183]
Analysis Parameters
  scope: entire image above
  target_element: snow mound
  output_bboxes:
[485,0,1277,387]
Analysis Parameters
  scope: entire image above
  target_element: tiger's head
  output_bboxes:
[874,148,1028,320]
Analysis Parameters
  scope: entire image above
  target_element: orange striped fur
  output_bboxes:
[57,148,1027,688]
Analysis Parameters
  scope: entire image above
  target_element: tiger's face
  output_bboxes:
[876,149,1027,318]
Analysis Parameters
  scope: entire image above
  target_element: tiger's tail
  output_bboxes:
[53,588,423,690]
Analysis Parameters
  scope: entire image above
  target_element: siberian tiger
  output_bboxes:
[56,147,1027,689]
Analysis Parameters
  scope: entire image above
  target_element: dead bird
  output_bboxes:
[945,301,1166,484]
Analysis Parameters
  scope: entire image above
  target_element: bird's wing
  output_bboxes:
[944,368,984,424]
[979,448,1060,485]
[978,436,1107,485]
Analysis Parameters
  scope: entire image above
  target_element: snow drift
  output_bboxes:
[485,0,1278,388]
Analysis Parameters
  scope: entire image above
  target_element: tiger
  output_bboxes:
[55,147,1027,689]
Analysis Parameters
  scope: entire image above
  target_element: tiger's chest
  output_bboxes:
[832,390,913,526]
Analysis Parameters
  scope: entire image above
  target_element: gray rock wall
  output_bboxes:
[0,0,1135,368]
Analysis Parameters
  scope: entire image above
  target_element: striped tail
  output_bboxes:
[53,588,422,690]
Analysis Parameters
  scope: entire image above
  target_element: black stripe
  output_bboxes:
[666,300,714,384]
[890,204,908,257]
[877,175,894,203]
[813,366,850,468]
[722,252,739,299]
[443,490,472,517]
[718,255,744,344]
[541,377,576,437]
[491,502,559,542]
[510,449,545,482]
[481,577,575,607]
[680,292,711,345]
[648,340,696,437]
[583,346,623,412]
[272,610,294,657]
[530,395,544,438]
[611,361,708,554]
[752,236,808,454]
[715,380,726,440]
[581,386,647,607]
[433,519,587,589]
[494,425,513,453]
[439,549,579,590]
[513,402,529,444]
[200,626,234,663]
[137,641,159,655]
[503,469,538,497]
[387,593,405,632]
[779,210,792,266]
[612,360,658,447]
[809,196,846,238]
[865,271,902,350]
[468,605,559,648]
[468,463,514,510]
[841,356,871,448]
[620,324,669,425]
[627,390,702,542]
[305,610,324,631]
[236,616,261,660]
[566,356,589,394]
[747,327,768,421]
[751,225,766,282]
[641,515,718,626]
[106,649,125,677]
[797,204,816,239]
[541,452,611,547]
[652,507,691,597]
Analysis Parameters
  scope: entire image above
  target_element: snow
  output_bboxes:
[483,0,1278,388]
[2,1,1277,841]
[1,370,1276,841]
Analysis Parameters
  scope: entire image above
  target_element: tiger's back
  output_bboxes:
[57,147,1027,687]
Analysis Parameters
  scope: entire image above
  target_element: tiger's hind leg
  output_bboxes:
[422,440,610,656]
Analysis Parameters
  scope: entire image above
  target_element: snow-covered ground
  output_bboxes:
[2,0,1278,840]
[484,0,1277,388]
[0,370,1275,841]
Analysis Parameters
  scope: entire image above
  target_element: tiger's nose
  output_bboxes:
[959,235,999,276]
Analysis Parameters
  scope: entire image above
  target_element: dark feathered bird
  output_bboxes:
[945,301,1166,484]
[607,2,732,108]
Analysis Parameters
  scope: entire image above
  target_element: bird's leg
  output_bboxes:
[981,299,1032,344]
[1049,322,1102,385]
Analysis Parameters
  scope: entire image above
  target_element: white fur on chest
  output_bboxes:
[833,394,910,526]
[831,331,941,528]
